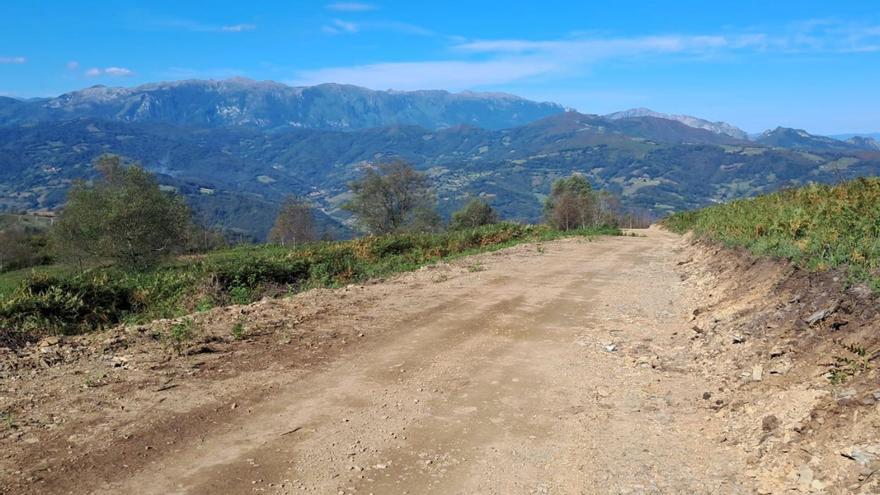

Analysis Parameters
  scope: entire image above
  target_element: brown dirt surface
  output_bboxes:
[1,228,877,494]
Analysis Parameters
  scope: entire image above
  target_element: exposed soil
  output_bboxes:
[1,228,877,494]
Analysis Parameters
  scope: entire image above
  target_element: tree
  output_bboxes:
[449,198,499,230]
[544,175,596,230]
[342,161,439,235]
[52,155,191,270]
[269,195,317,246]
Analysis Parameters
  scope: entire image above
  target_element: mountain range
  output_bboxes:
[1,78,879,239]
[604,107,749,140]
[0,78,564,131]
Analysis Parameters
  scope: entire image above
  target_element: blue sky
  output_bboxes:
[1,0,879,134]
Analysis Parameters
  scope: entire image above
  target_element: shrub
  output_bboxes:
[449,199,499,230]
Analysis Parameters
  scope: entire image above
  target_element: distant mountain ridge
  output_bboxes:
[3,112,879,240]
[605,107,749,140]
[845,136,880,150]
[2,78,879,239]
[754,127,868,151]
[0,78,565,131]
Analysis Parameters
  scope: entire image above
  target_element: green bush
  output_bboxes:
[0,273,137,336]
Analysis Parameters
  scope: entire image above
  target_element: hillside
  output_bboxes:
[3,113,880,239]
[0,78,564,131]
[2,79,879,240]
[664,177,880,290]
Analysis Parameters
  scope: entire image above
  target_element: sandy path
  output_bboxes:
[16,229,755,494]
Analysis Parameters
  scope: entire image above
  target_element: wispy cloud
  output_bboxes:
[221,23,256,33]
[66,61,80,71]
[364,20,434,36]
[149,17,256,33]
[322,18,433,36]
[322,18,359,35]
[296,20,880,90]
[0,56,27,64]
[85,67,135,77]
[293,34,759,90]
[292,58,557,90]
[326,2,377,12]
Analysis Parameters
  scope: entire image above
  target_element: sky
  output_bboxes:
[1,0,879,134]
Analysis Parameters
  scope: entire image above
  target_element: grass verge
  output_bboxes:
[663,177,880,291]
[0,223,619,342]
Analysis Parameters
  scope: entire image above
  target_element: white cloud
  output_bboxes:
[296,21,880,91]
[0,56,26,64]
[66,60,80,70]
[292,33,762,90]
[322,18,433,36]
[454,34,753,58]
[105,67,134,76]
[326,2,376,11]
[85,67,135,77]
[363,20,433,36]
[322,18,359,35]
[221,23,256,33]
[150,17,256,33]
[292,58,558,90]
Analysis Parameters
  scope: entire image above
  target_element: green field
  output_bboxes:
[664,177,880,290]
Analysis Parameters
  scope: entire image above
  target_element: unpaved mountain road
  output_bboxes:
[5,229,757,494]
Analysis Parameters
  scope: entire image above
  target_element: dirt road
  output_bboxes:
[4,229,759,494]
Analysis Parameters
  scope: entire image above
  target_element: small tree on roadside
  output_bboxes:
[269,195,317,246]
[544,175,596,230]
[52,155,191,270]
[449,198,499,230]
[342,161,440,235]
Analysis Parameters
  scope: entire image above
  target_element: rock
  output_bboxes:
[752,364,764,382]
[834,388,857,405]
[110,356,129,368]
[604,344,617,352]
[702,392,712,400]
[805,304,837,325]
[732,335,746,344]
[768,359,792,376]
[796,465,814,489]
[762,415,780,432]
[769,347,785,358]
[841,445,880,465]
[39,336,60,347]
